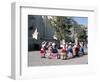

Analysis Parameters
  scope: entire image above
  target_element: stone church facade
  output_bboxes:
[28,15,55,51]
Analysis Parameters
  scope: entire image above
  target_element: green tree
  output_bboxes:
[49,16,73,41]
[77,25,87,42]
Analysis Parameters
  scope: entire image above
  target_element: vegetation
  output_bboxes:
[49,16,72,41]
[48,16,87,42]
[77,25,87,42]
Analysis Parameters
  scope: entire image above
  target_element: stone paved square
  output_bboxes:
[28,51,88,67]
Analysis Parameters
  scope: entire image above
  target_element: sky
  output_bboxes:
[72,17,88,26]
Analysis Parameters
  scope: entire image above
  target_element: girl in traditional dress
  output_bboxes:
[46,42,53,59]
[67,43,73,59]
[79,42,84,56]
[51,42,58,59]
[61,44,67,60]
[75,44,80,57]
[73,44,77,57]
[40,42,46,58]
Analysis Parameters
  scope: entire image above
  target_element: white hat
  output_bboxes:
[69,42,72,45]
[42,44,45,47]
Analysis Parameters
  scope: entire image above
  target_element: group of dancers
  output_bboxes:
[40,41,86,60]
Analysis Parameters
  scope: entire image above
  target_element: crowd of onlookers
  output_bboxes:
[40,41,87,60]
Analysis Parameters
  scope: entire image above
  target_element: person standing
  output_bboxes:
[67,43,73,59]
[61,44,67,60]
[40,42,46,58]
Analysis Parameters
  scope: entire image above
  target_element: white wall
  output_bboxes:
[0,0,100,81]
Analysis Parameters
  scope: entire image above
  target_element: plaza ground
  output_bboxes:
[28,51,88,66]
